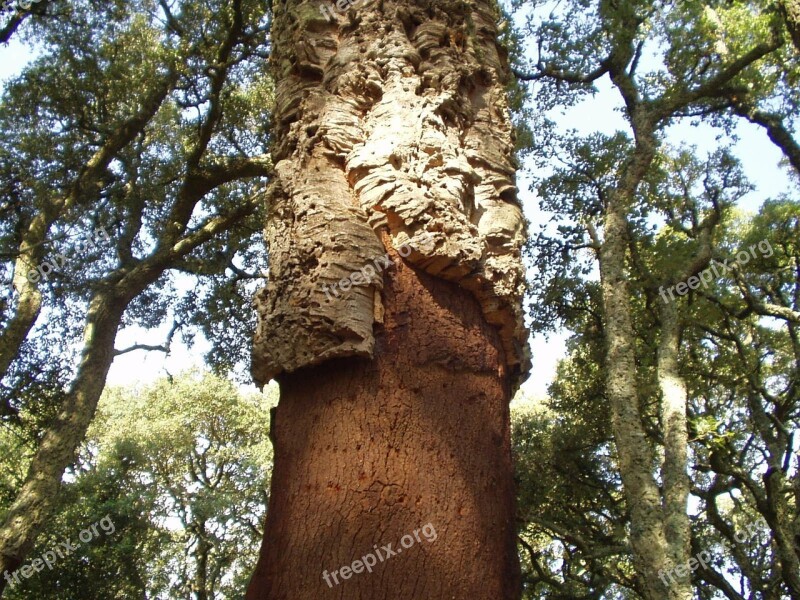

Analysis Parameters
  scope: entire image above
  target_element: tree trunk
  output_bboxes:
[248,245,520,599]
[0,291,126,595]
[656,300,692,600]
[249,0,529,598]
[0,178,258,597]
[781,0,800,51]
[600,200,677,600]
[192,520,210,600]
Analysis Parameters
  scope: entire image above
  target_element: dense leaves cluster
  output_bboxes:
[2,372,275,599]
[512,0,799,598]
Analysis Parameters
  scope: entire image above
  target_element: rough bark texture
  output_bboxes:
[600,202,677,600]
[656,301,692,600]
[247,244,520,599]
[599,27,695,587]
[248,1,528,597]
[251,0,530,390]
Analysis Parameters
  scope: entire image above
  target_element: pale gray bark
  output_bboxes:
[600,194,679,600]
[0,291,126,582]
[656,300,692,600]
[600,31,689,594]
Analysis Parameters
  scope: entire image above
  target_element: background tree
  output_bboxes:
[2,372,275,600]
[0,0,273,588]
[515,0,799,597]
[518,196,799,599]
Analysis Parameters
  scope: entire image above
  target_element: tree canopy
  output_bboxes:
[2,372,276,599]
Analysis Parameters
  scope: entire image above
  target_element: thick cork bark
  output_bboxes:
[247,247,520,599]
[251,0,530,389]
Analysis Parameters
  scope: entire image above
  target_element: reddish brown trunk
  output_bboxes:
[247,245,520,600]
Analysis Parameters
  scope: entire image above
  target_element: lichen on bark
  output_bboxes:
[252,0,530,388]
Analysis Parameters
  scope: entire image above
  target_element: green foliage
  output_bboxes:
[0,0,274,439]
[516,197,799,598]
[511,0,800,596]
[3,372,276,600]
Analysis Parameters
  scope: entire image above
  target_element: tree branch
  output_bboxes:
[113,343,170,356]
[733,103,800,176]
[513,61,610,84]
[656,34,784,120]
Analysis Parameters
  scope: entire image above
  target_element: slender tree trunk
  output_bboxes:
[600,200,676,600]
[0,291,126,594]
[603,46,680,600]
[657,300,692,600]
[249,0,529,598]
[597,129,692,599]
[192,521,210,600]
[0,185,256,596]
